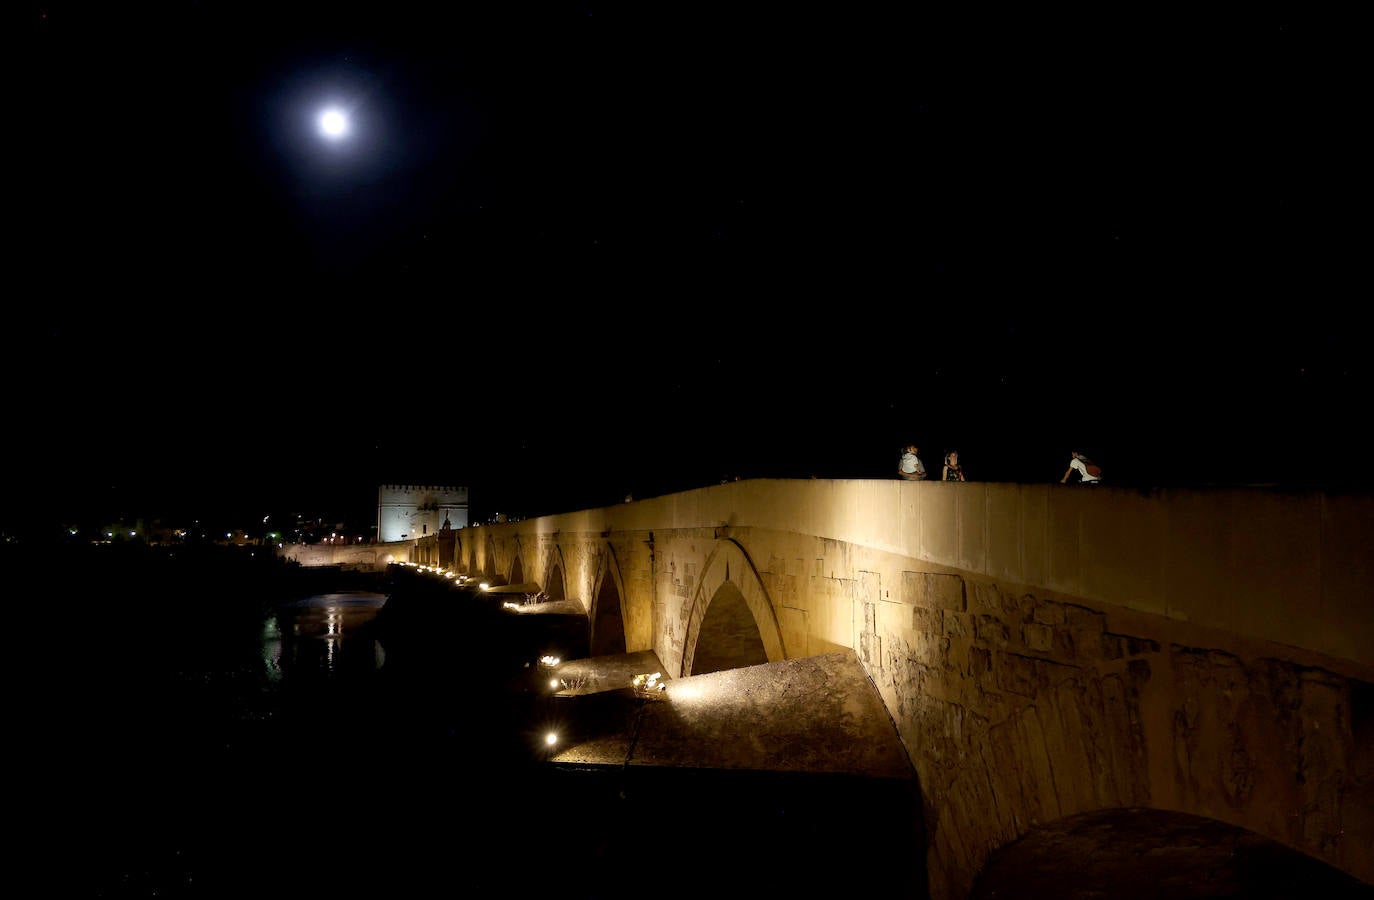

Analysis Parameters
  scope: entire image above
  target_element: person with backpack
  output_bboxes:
[1061,450,1102,484]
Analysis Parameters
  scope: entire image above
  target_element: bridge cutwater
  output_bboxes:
[282,478,1374,899]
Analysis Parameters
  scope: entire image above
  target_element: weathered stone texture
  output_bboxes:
[904,570,966,610]
[1166,646,1368,874]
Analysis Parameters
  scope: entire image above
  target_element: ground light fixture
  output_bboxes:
[537,656,562,690]
[632,672,665,695]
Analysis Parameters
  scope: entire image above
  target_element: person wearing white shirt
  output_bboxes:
[898,445,927,480]
[1061,450,1101,484]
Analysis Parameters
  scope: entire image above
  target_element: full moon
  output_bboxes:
[318,108,349,139]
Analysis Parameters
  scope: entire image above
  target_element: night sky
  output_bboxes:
[10,3,1369,535]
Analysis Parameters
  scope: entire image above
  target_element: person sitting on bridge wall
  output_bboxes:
[898,444,927,480]
[1061,449,1101,484]
[942,450,967,482]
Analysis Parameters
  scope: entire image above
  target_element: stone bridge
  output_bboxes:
[285,478,1373,898]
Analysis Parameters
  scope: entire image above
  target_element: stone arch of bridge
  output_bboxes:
[508,533,531,587]
[541,543,568,602]
[484,535,498,581]
[923,639,1374,898]
[590,542,626,657]
[681,538,784,678]
[969,807,1371,899]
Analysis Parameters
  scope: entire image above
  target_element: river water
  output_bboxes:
[22,544,578,898]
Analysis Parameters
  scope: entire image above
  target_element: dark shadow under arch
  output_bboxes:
[590,575,625,657]
[546,562,566,600]
[510,555,524,586]
[690,580,768,676]
[484,537,498,580]
[970,808,1373,899]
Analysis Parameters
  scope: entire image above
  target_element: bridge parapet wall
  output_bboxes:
[278,540,413,570]
[458,478,1370,670]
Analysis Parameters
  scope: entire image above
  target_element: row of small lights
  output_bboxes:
[399,561,490,591]
[397,561,674,750]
